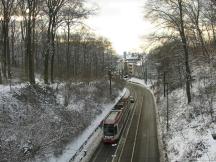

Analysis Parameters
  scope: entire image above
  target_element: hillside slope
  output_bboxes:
[0,80,124,162]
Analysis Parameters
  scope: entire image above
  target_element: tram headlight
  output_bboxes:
[104,136,114,139]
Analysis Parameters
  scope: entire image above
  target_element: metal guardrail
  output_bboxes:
[69,90,127,162]
[69,126,100,162]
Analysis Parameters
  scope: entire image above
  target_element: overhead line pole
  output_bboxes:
[108,69,112,97]
[166,83,169,132]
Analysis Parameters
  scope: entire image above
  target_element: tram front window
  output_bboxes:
[104,124,117,136]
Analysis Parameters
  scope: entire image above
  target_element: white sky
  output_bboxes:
[86,0,154,55]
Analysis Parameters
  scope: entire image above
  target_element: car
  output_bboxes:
[130,96,135,103]
[123,75,128,79]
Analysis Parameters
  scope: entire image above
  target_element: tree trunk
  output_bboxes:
[196,25,209,58]
[73,45,76,77]
[50,36,55,83]
[66,22,70,79]
[20,20,28,78]
[178,0,192,103]
[11,20,16,66]
[44,52,49,84]
[27,12,35,84]
[50,14,58,83]
[83,44,87,77]
[0,63,2,84]
[44,18,52,84]
[6,23,11,79]
[50,48,55,83]
[211,23,216,46]
[22,20,29,79]
[50,16,56,83]
[2,20,8,78]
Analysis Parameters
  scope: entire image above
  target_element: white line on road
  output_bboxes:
[118,102,137,162]
[130,97,144,162]
[113,88,138,162]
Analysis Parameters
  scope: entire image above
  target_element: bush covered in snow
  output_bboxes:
[157,66,216,162]
[0,79,124,162]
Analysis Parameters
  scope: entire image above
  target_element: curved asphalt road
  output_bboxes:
[89,83,160,162]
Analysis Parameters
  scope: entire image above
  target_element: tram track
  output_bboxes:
[114,85,143,162]
[89,83,160,162]
[131,88,159,162]
[113,83,160,162]
[112,86,140,162]
[89,86,136,162]
[130,96,144,162]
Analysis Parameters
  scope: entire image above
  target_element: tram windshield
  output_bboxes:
[104,124,117,136]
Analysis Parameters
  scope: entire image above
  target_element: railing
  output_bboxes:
[69,125,101,162]
[69,89,127,162]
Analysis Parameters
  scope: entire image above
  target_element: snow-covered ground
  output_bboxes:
[2,75,215,162]
[129,77,148,86]
[47,88,126,162]
[0,79,125,162]
[129,76,216,162]
[158,86,216,162]
[128,77,155,88]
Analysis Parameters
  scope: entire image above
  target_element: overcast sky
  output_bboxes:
[86,0,154,55]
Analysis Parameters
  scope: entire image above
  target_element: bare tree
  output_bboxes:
[185,0,209,59]
[18,0,29,79]
[145,0,192,103]
[11,20,16,66]
[26,0,37,84]
[203,1,216,46]
[18,0,43,84]
[62,1,91,79]
[0,0,113,84]
[1,0,15,79]
[0,19,3,84]
[178,0,192,103]
[43,0,66,84]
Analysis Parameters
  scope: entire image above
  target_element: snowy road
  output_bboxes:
[89,83,160,162]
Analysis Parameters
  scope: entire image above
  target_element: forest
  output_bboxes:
[144,0,216,105]
[144,1,216,160]
[0,0,116,85]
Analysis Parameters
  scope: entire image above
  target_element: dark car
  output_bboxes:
[130,96,135,103]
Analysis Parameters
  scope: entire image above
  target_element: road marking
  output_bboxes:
[130,97,144,162]
[118,98,137,160]
[90,143,104,162]
[112,87,137,162]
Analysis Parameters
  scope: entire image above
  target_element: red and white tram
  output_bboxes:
[103,89,131,144]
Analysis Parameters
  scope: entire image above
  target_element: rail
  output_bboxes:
[69,89,127,162]
[69,126,101,162]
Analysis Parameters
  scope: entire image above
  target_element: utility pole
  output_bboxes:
[145,64,147,85]
[166,83,169,132]
[142,59,147,85]
[142,60,145,84]
[163,71,166,97]
[108,69,112,96]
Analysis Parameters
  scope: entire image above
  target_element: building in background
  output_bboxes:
[117,52,145,77]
